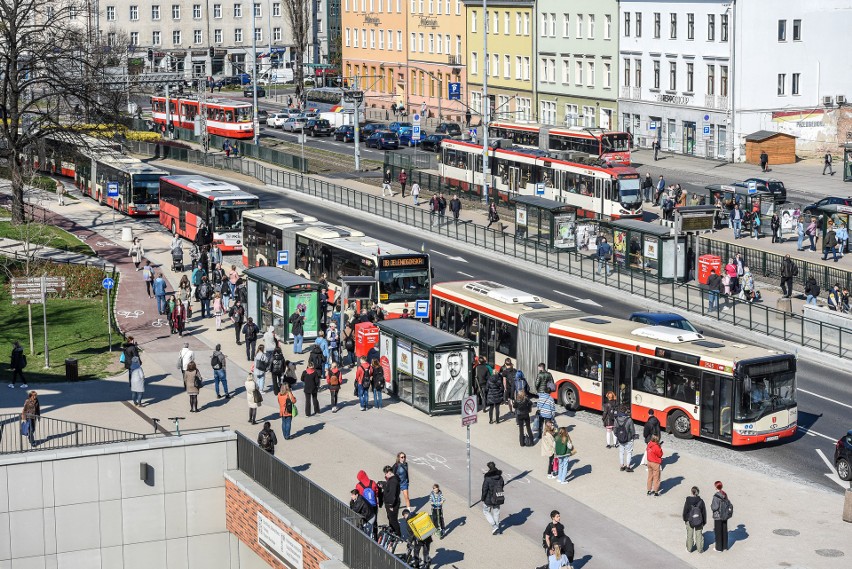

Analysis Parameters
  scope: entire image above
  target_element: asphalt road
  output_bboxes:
[158,161,852,494]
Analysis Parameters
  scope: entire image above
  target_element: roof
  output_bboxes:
[96,155,168,176]
[510,195,574,212]
[246,266,319,289]
[745,130,797,142]
[243,208,318,226]
[161,175,258,200]
[612,219,674,237]
[376,319,475,350]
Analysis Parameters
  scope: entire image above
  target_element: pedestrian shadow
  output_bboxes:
[572,554,593,568]
[662,451,680,468]
[505,469,532,487]
[658,475,685,494]
[294,422,325,437]
[410,495,431,512]
[432,546,464,566]
[728,523,749,549]
[291,463,311,473]
[441,515,466,537]
[566,464,591,481]
[500,507,533,530]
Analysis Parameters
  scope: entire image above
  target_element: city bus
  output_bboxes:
[159,175,260,252]
[487,122,632,165]
[431,280,798,446]
[242,208,432,316]
[77,154,168,217]
[440,139,642,219]
[150,96,255,139]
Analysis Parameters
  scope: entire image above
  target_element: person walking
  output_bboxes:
[277,383,297,440]
[253,344,269,392]
[486,202,500,229]
[382,169,393,197]
[823,152,835,175]
[257,421,278,454]
[536,391,557,442]
[228,265,240,299]
[465,109,472,128]
[645,435,664,496]
[429,484,447,538]
[796,217,806,251]
[141,260,155,298]
[602,391,617,447]
[212,293,225,331]
[183,361,202,413]
[121,336,141,382]
[394,452,412,509]
[485,369,504,423]
[683,486,707,553]
[515,391,534,446]
[326,362,342,412]
[398,169,408,198]
[411,181,420,206]
[653,139,660,161]
[711,481,732,552]
[178,342,195,374]
[129,238,145,271]
[655,175,666,205]
[382,464,403,536]
[430,192,441,225]
[263,325,278,362]
[554,427,574,484]
[243,317,259,360]
[759,150,769,172]
[438,193,447,223]
[543,510,567,564]
[542,421,557,478]
[780,254,798,298]
[356,356,372,410]
[270,346,286,395]
[289,305,305,354]
[171,300,188,336]
[481,461,505,535]
[245,373,261,424]
[8,341,27,389]
[21,390,40,446]
[770,213,781,243]
[370,358,385,408]
[806,218,818,251]
[197,276,213,318]
[823,228,839,262]
[129,356,146,406]
[641,172,653,203]
[614,404,635,472]
[301,361,321,416]
[597,237,613,275]
[449,194,462,222]
[211,344,229,399]
[707,269,722,310]
[229,299,246,344]
[730,204,743,239]
[152,272,168,315]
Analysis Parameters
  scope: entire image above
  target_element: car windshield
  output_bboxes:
[212,203,257,233]
[378,267,431,303]
[602,133,631,152]
[131,175,160,205]
[382,133,396,139]
[735,362,796,422]
[659,318,697,332]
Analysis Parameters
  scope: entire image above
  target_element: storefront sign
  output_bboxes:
[655,94,692,106]
[363,14,381,26]
[418,16,439,28]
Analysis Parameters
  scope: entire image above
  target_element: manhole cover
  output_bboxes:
[773,529,800,537]
[815,549,844,558]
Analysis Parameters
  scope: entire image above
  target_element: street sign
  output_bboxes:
[107,182,119,198]
[414,299,429,319]
[102,277,115,290]
[649,121,657,131]
[461,395,478,426]
[11,277,66,304]
[412,113,421,125]
[412,125,421,141]
[277,250,289,266]
[536,182,546,196]
[702,125,711,136]
[747,181,758,194]
[448,82,461,101]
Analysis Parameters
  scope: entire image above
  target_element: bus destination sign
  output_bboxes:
[379,256,428,269]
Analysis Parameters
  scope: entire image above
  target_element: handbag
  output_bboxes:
[194,374,203,389]
[20,420,30,436]
[253,390,263,404]
[291,404,298,418]
[551,456,559,472]
[119,352,126,364]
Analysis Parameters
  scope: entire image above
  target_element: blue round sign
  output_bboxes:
[102,277,115,290]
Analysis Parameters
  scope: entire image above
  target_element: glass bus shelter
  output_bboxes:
[245,266,322,344]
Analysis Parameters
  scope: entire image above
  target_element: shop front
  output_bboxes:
[245,267,322,344]
[619,99,728,159]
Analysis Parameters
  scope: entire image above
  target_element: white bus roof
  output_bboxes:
[161,175,258,200]
[96,154,168,176]
[300,224,421,258]
[432,280,576,316]
[243,208,318,225]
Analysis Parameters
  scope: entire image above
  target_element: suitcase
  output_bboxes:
[407,511,437,540]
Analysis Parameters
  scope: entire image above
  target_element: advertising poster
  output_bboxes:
[516,205,527,227]
[396,339,412,375]
[379,333,394,389]
[433,350,469,404]
[287,292,319,338]
[412,347,428,381]
[575,223,593,250]
[644,236,659,260]
[554,213,577,249]
[613,229,627,264]
[272,292,285,316]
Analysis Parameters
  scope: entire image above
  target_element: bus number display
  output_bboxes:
[379,257,428,268]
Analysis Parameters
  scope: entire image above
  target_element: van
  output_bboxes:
[258,66,294,85]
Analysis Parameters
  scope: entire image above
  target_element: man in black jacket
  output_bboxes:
[780,254,798,298]
[682,486,707,553]
[641,410,662,466]
[242,317,259,361]
[350,489,375,535]
[382,465,402,536]
[707,269,723,311]
[481,461,505,534]
[449,195,462,222]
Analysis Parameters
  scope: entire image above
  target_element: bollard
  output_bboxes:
[776,297,792,319]
[844,488,852,523]
[121,226,134,242]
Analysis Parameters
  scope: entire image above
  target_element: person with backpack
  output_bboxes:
[122,336,141,382]
[481,461,505,535]
[613,404,635,472]
[327,362,342,412]
[263,325,278,362]
[277,383,297,440]
[342,322,356,366]
[229,299,246,344]
[711,481,733,551]
[253,344,269,392]
[129,357,146,407]
[350,489,376,537]
[645,434,664,496]
[473,356,492,410]
[515,391,534,447]
[142,260,155,297]
[356,356,372,411]
[534,362,555,396]
[301,360,321,416]
[641,409,661,465]
[242,317,260,361]
[289,305,306,354]
[327,322,339,364]
[313,331,330,372]
[535,391,557,442]
[257,421,277,454]
[197,276,213,318]
[485,370,505,424]
[602,391,617,448]
[499,359,518,417]
[371,359,385,409]
[682,486,707,553]
[270,347,286,395]
[308,342,325,373]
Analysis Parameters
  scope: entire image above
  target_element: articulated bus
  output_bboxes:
[440,139,642,219]
[243,209,431,316]
[487,122,632,166]
[431,280,797,446]
[150,96,255,139]
[159,175,260,252]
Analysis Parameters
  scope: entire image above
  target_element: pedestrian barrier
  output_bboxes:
[124,141,852,358]
[234,432,407,569]
[0,413,147,454]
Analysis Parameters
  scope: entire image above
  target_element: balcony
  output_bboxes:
[447,54,461,65]
[704,94,729,110]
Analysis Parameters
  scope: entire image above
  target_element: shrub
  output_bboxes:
[5,262,110,299]
[125,131,162,142]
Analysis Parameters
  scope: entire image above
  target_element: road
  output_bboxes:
[157,161,851,495]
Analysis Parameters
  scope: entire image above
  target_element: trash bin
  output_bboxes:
[697,254,722,285]
[121,227,134,242]
[65,358,78,382]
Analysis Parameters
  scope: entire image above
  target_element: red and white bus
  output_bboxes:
[150,96,255,139]
[440,139,642,219]
[159,175,260,252]
[431,280,798,447]
[487,122,632,165]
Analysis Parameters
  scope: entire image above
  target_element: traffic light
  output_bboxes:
[147,48,153,61]
[209,47,215,58]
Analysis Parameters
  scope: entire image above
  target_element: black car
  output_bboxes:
[803,196,852,216]
[420,133,451,152]
[306,118,333,137]
[334,125,355,142]
[256,109,269,123]
[366,131,400,150]
[742,178,787,203]
[360,123,387,139]
[835,429,852,481]
[435,122,462,136]
[243,85,266,98]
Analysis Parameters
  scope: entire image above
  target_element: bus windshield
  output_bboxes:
[213,203,257,233]
[378,267,431,303]
[601,133,631,153]
[132,175,161,205]
[618,177,642,205]
[736,365,796,422]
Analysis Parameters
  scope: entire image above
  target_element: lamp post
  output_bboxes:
[482,0,490,204]
[251,2,260,145]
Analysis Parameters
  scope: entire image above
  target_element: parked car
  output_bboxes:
[628,312,700,333]
[306,118,333,137]
[803,196,852,216]
[266,113,289,128]
[741,178,787,203]
[256,109,269,123]
[301,110,319,120]
[435,122,462,136]
[389,121,412,133]
[334,125,355,142]
[361,123,387,139]
[397,126,419,146]
[835,429,852,481]
[282,116,306,132]
[243,85,266,98]
[420,133,451,152]
[366,131,400,150]
[222,73,250,86]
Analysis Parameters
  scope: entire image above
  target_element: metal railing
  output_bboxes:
[235,433,408,568]
[127,140,852,357]
[0,414,147,454]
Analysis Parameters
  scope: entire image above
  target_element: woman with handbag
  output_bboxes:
[342,322,355,366]
[171,299,188,337]
[245,372,261,424]
[129,238,145,270]
[541,421,556,478]
[183,361,203,413]
[554,428,575,484]
[21,390,40,447]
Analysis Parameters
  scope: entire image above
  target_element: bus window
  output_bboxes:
[496,322,516,355]
[666,365,700,404]
[636,357,665,395]
[577,343,602,380]
[549,338,579,375]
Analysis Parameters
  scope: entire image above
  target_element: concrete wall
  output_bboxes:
[0,431,243,569]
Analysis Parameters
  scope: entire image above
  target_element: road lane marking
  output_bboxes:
[457,271,474,278]
[798,426,836,441]
[798,388,852,411]
[815,448,847,489]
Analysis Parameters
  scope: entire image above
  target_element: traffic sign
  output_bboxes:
[448,82,461,101]
[461,395,478,426]
[414,299,429,319]
[536,182,546,196]
[107,182,119,198]
[649,121,657,131]
[412,125,421,141]
[277,250,289,266]
[102,277,115,290]
[412,113,421,125]
[702,125,711,136]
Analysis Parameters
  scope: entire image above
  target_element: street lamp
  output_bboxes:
[251,2,260,145]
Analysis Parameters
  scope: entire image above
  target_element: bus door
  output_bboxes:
[595,178,603,214]
[699,373,733,441]
[178,201,187,234]
[477,315,497,364]
[508,166,520,192]
[603,351,632,409]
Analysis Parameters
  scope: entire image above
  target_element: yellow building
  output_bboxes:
[464,0,536,124]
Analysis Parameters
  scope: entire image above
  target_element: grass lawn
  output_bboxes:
[0,209,94,256]
[0,282,123,383]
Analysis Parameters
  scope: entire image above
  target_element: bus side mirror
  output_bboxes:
[430,268,435,279]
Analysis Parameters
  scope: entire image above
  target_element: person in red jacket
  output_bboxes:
[646,435,664,496]
[398,169,408,198]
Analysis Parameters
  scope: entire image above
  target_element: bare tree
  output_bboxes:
[284,0,311,100]
[0,0,124,224]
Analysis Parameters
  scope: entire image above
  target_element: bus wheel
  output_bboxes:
[668,410,693,439]
[559,383,579,411]
[171,221,177,235]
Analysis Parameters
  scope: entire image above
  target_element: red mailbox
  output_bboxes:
[698,254,722,285]
[355,322,380,358]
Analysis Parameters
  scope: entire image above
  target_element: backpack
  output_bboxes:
[615,418,631,444]
[309,345,325,369]
[271,356,284,374]
[21,354,27,369]
[285,395,294,414]
[688,501,703,528]
[358,365,372,387]
[362,487,378,508]
[718,495,734,521]
[255,355,268,372]
[514,377,526,395]
[491,477,506,505]
[258,430,273,450]
[211,354,223,370]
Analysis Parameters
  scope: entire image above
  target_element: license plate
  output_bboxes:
[766,435,779,442]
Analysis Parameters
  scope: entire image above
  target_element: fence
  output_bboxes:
[0,414,147,454]
[235,432,408,569]
[384,150,435,172]
[127,140,852,357]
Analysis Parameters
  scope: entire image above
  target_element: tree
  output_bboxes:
[284,0,311,100]
[0,1,124,224]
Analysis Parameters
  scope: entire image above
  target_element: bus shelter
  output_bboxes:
[511,194,579,250]
[843,143,852,183]
[376,319,475,415]
[813,203,852,254]
[702,183,781,230]
[609,219,686,280]
[245,267,322,344]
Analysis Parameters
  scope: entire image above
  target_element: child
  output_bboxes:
[541,421,557,479]
[429,484,446,538]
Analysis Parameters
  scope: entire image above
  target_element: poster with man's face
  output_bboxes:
[434,350,469,404]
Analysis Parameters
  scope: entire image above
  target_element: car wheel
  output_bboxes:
[668,410,693,439]
[838,457,852,481]
[559,383,579,411]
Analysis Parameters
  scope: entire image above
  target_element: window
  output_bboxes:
[669,61,677,90]
[604,62,611,88]
[792,19,801,41]
[687,13,694,39]
[435,33,440,53]
[777,73,786,95]
[515,55,522,79]
[720,65,728,96]
[653,59,660,88]
[379,29,384,49]
[562,59,570,84]
[214,29,222,42]
[635,59,642,88]
[778,19,786,41]
[505,55,511,78]
[624,12,630,36]
[456,0,460,16]
[792,73,800,95]
[587,61,595,86]
[418,32,424,51]
[707,64,715,95]
[471,52,478,74]
[361,29,366,48]
[516,12,521,35]
[707,14,715,41]
[492,53,498,77]
[106,6,115,20]
[273,27,281,41]
[588,14,595,38]
[518,98,531,121]
[523,57,530,80]
[389,30,395,50]
[130,31,139,45]
[605,14,611,39]
[234,3,242,17]
[623,58,631,87]
[565,104,578,125]
[193,4,201,18]
[234,28,243,42]
[172,30,181,44]
[273,2,281,16]
[686,62,693,92]
[346,28,351,46]
[172,4,180,19]
[505,12,510,35]
[397,31,402,51]
[130,5,138,20]
[471,11,477,33]
[575,60,583,85]
[255,27,262,41]
[213,4,222,18]
[353,28,359,47]
[524,13,530,35]
[428,33,434,52]
[455,35,461,55]
[254,2,261,17]
[636,12,642,37]
[582,106,596,127]
[670,13,677,38]
[152,5,160,20]
[152,31,161,45]
[549,13,556,37]
[192,30,201,43]
[653,12,660,38]
[720,14,728,41]
[563,13,570,37]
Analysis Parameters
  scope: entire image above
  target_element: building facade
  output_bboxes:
[618,0,732,158]
[536,0,619,129]
[465,0,536,124]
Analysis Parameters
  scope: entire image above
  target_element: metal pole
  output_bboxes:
[354,88,361,171]
[165,83,171,139]
[252,4,260,145]
[729,0,737,163]
[467,424,472,507]
[107,283,112,352]
[41,275,49,368]
[482,0,489,204]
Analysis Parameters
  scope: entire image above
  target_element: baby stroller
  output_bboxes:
[171,246,184,272]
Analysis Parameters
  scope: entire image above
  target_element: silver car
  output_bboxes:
[282,117,306,132]
[266,113,289,128]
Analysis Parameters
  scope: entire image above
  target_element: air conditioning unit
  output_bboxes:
[823,95,834,107]
[837,95,847,105]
